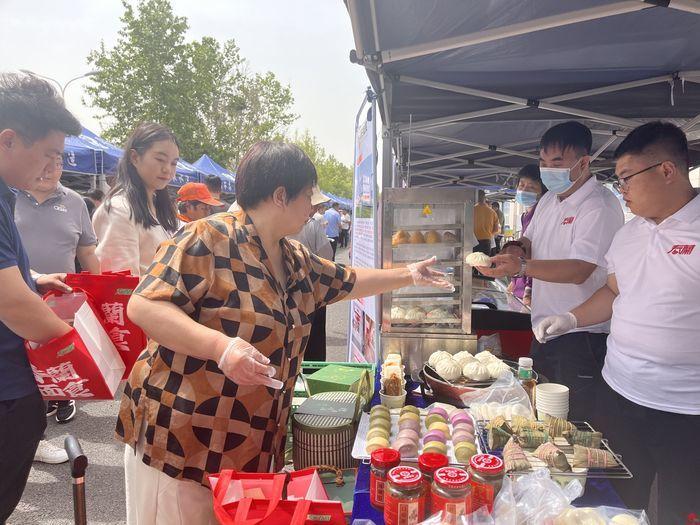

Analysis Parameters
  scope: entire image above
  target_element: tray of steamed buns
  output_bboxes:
[351,403,481,465]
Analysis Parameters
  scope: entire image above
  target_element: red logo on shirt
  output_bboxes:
[561,216,575,225]
[667,244,696,255]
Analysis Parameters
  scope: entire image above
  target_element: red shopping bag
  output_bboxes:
[65,271,146,378]
[210,469,344,525]
[26,289,125,400]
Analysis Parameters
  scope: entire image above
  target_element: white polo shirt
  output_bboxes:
[526,176,624,336]
[602,194,700,414]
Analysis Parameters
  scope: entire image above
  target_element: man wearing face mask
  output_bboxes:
[476,121,624,421]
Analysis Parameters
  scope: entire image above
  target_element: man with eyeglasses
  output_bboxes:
[476,121,624,423]
[534,121,700,522]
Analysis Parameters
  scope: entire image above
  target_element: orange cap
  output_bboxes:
[177,183,223,206]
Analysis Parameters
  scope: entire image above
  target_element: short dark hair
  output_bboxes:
[614,121,689,173]
[491,201,500,209]
[235,142,317,209]
[517,164,548,194]
[540,121,592,156]
[332,202,340,209]
[0,73,81,142]
[477,190,486,202]
[106,122,178,232]
[204,174,222,193]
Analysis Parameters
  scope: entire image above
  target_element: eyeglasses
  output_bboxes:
[612,162,664,193]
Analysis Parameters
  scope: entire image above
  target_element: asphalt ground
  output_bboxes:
[11,247,351,525]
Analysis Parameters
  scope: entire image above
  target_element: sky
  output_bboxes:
[1,0,369,165]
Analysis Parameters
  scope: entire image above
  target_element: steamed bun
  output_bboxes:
[435,357,462,381]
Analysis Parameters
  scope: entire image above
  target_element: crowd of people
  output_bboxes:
[0,70,698,524]
[0,72,435,524]
[474,120,699,523]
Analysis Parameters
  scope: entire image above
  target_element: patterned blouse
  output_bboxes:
[115,211,356,486]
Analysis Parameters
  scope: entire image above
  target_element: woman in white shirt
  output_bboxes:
[93,123,179,276]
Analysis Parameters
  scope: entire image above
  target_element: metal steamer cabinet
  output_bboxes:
[380,188,477,376]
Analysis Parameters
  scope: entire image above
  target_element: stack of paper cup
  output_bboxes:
[535,383,569,420]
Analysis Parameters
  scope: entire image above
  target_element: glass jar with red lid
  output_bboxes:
[418,452,449,515]
[431,466,472,524]
[384,466,427,525]
[370,448,401,508]
[468,454,504,513]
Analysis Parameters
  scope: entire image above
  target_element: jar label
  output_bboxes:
[470,480,495,513]
[385,494,425,525]
[373,477,386,505]
[431,492,471,525]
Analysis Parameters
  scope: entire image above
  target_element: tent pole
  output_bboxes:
[380,1,650,63]
[411,131,539,161]
[397,76,642,129]
[682,112,700,131]
[398,104,524,132]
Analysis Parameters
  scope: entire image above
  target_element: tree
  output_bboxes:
[293,130,352,198]
[85,0,297,168]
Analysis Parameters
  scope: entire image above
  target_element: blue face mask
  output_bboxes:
[515,190,538,207]
[539,157,585,195]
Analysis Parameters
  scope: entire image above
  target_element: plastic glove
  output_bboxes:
[407,256,455,292]
[533,312,578,343]
[217,337,283,389]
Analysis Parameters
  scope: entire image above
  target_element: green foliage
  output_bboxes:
[85,0,297,168]
[292,130,352,199]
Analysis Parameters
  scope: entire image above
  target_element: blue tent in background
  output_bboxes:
[62,128,200,187]
[192,154,236,193]
[324,191,352,210]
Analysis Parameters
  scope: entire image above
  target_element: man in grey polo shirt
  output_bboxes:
[15,155,99,462]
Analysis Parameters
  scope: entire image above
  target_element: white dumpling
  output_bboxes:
[435,357,462,381]
[405,307,426,321]
[391,306,406,320]
[610,514,641,525]
[554,508,606,525]
[487,360,511,379]
[452,351,476,368]
[462,361,490,381]
[474,350,497,363]
[428,350,452,368]
[465,252,492,267]
[426,307,449,319]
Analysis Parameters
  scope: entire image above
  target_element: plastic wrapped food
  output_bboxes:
[435,357,462,381]
[572,445,619,469]
[563,429,603,449]
[511,415,545,433]
[545,414,576,437]
[554,507,606,525]
[503,436,530,472]
[534,442,572,472]
[517,428,551,448]
[462,361,490,381]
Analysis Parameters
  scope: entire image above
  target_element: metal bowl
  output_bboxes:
[419,361,538,408]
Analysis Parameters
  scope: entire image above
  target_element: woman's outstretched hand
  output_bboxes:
[407,256,455,292]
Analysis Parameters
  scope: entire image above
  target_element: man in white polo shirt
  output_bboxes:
[534,122,699,523]
[476,121,624,422]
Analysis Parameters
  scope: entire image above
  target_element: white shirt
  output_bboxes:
[341,214,351,230]
[93,194,170,277]
[527,176,624,336]
[288,217,333,260]
[602,194,700,414]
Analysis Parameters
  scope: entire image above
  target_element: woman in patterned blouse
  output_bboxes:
[118,141,451,524]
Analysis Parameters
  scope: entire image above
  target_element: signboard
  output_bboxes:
[348,93,380,363]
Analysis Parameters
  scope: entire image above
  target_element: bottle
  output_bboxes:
[518,357,536,411]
